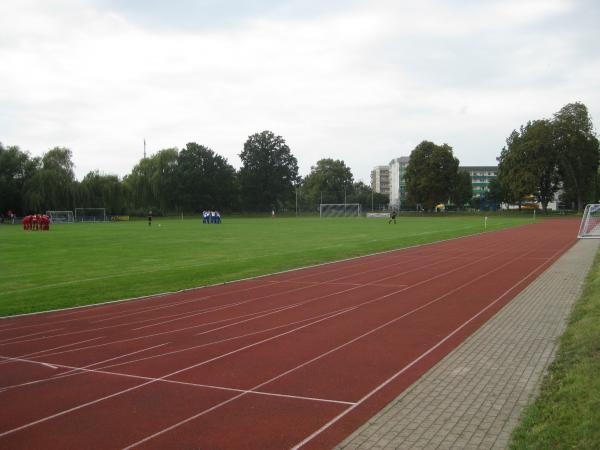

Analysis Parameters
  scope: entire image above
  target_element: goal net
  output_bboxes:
[578,204,600,238]
[46,210,74,223]
[75,208,107,223]
[319,203,361,218]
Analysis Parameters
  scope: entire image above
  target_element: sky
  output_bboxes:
[1,0,599,182]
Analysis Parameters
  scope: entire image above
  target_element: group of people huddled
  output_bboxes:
[23,214,51,231]
[202,210,221,224]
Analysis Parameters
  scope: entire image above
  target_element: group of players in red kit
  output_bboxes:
[22,214,51,231]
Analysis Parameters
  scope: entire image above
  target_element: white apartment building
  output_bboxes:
[389,156,410,210]
[370,166,390,194]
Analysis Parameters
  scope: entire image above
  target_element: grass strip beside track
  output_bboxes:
[509,247,600,449]
[0,216,532,317]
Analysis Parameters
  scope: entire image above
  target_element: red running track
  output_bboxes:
[0,220,579,449]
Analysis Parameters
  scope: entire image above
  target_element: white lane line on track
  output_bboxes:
[291,238,574,449]
[0,305,359,439]
[0,308,342,391]
[0,356,59,370]
[0,353,356,406]
[0,343,171,392]
[0,231,535,441]
[121,235,564,449]
[0,337,105,367]
[0,328,65,345]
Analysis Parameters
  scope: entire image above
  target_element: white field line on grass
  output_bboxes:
[0,232,540,440]
[0,236,508,364]
[0,244,478,347]
[122,237,562,450]
[1,221,534,321]
[291,239,574,449]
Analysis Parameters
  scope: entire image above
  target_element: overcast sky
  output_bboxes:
[1,0,599,182]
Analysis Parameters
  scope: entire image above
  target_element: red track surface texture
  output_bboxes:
[0,220,578,449]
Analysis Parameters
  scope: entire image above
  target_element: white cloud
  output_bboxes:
[0,0,598,182]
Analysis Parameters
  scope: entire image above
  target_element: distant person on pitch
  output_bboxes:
[389,210,397,224]
[148,210,152,226]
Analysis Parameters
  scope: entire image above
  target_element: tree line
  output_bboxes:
[0,130,388,216]
[2,102,597,216]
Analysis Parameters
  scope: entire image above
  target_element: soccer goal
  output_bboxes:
[46,210,74,223]
[578,204,600,238]
[75,208,107,223]
[319,203,361,218]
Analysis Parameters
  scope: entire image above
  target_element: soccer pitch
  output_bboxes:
[0,215,532,317]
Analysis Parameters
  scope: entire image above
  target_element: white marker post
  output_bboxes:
[484,216,488,230]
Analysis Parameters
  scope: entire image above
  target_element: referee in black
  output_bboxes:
[148,210,152,226]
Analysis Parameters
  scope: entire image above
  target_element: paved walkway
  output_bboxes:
[337,238,599,450]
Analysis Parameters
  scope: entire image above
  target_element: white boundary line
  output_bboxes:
[0,221,535,320]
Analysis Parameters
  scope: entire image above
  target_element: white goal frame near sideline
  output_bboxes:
[46,210,74,223]
[578,204,600,238]
[319,203,361,218]
[75,208,107,223]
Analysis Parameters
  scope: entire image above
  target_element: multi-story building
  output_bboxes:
[389,156,410,210]
[370,166,390,195]
[459,166,498,198]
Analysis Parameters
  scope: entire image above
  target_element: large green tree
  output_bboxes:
[302,158,354,206]
[450,170,473,209]
[177,142,237,211]
[405,141,460,210]
[553,102,600,212]
[123,157,157,212]
[498,120,560,212]
[238,131,299,211]
[22,147,75,212]
[80,171,127,214]
[0,144,38,215]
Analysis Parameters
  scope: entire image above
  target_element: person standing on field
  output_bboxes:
[148,210,152,226]
[388,210,397,224]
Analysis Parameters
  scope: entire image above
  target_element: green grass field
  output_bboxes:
[0,215,532,317]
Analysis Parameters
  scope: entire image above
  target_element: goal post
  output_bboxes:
[75,208,107,223]
[46,210,74,223]
[319,203,361,218]
[578,204,600,238]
